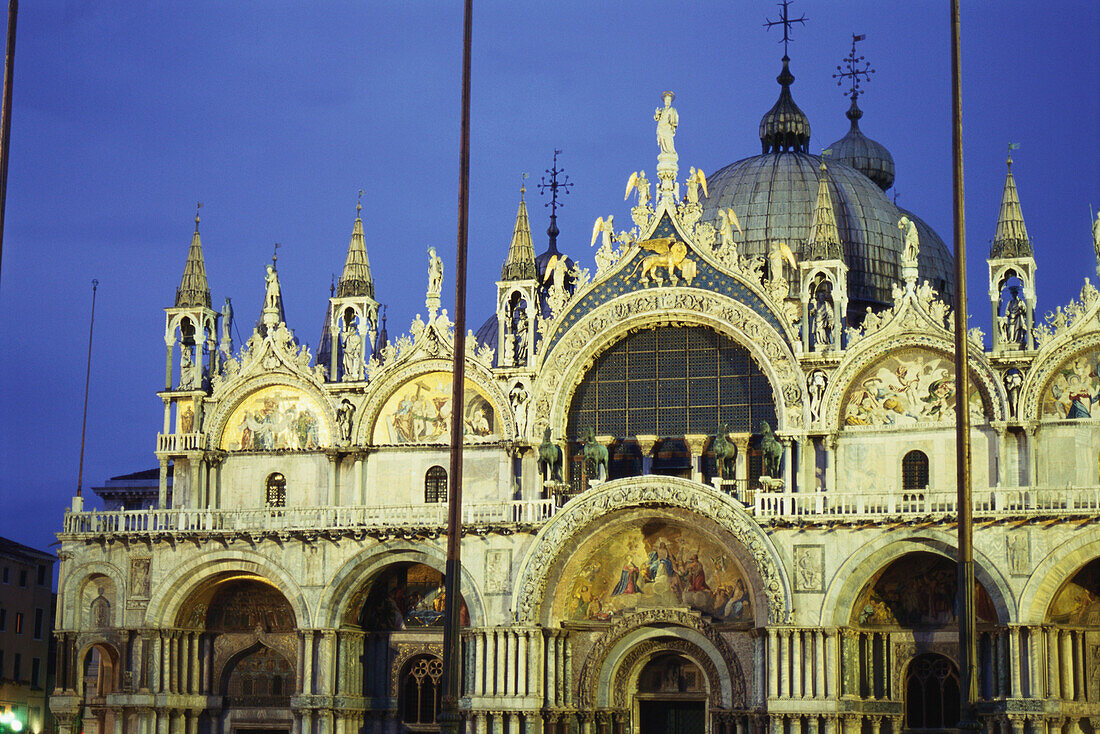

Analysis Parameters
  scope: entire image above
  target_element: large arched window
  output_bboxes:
[905,654,960,730]
[425,466,447,503]
[401,655,443,728]
[265,473,286,507]
[566,326,777,441]
[902,450,929,491]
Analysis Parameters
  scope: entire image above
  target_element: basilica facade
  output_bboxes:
[49,50,1100,734]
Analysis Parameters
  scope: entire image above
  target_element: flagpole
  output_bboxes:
[440,0,473,730]
[76,279,99,499]
[0,0,18,292]
[950,0,979,728]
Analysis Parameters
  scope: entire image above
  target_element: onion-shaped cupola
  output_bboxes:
[826,95,895,191]
[759,57,811,154]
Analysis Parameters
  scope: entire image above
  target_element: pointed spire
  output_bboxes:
[990,153,1032,258]
[501,181,537,280]
[175,206,212,308]
[806,162,843,260]
[337,194,375,298]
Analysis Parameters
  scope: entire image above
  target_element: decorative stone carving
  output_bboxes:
[129,558,151,598]
[513,476,789,624]
[793,545,824,592]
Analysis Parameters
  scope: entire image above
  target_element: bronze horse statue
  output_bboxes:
[581,427,609,481]
[538,427,563,482]
[759,420,782,478]
[712,422,737,479]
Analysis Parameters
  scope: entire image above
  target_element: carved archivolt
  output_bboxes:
[356,358,514,445]
[1020,332,1100,423]
[822,333,1005,433]
[576,608,746,709]
[512,476,790,625]
[531,288,803,437]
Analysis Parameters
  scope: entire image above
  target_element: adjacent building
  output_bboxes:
[1,538,56,734]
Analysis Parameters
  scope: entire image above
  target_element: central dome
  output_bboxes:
[699,59,953,311]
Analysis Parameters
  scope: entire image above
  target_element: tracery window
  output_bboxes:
[401,655,443,729]
[567,326,777,441]
[902,450,929,491]
[905,654,960,730]
[265,473,286,507]
[425,466,447,503]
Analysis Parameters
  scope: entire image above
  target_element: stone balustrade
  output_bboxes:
[156,432,208,452]
[61,499,558,536]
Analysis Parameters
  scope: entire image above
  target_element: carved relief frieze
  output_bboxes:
[513,477,789,625]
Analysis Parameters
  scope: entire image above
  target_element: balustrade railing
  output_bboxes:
[156,432,208,452]
[62,499,558,536]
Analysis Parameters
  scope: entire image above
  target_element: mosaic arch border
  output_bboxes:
[357,357,514,446]
[62,560,126,629]
[822,333,1006,433]
[315,540,487,628]
[1021,331,1100,423]
[143,549,311,630]
[531,288,804,438]
[819,530,1017,628]
[580,610,746,710]
[1018,532,1100,625]
[512,475,791,625]
[207,372,338,451]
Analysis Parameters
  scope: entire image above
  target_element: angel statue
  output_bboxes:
[624,171,651,208]
[591,216,615,251]
[768,240,797,283]
[716,208,743,251]
[898,216,919,268]
[685,167,708,204]
[654,91,678,156]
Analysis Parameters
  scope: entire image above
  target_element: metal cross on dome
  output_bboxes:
[834,33,874,100]
[764,0,808,58]
[538,149,573,219]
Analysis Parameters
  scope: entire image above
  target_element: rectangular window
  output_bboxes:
[1,566,8,583]
[19,569,27,587]
[33,609,43,640]
[31,658,40,688]
[13,653,21,681]
[37,565,46,587]
[0,608,6,631]
[0,649,5,678]
[14,611,22,634]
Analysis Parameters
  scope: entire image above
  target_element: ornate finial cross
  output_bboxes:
[272,241,280,266]
[194,201,203,230]
[520,171,528,200]
[833,34,873,100]
[356,189,364,216]
[1007,142,1020,167]
[764,0,808,58]
[538,150,573,220]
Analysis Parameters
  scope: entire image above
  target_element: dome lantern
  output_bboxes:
[759,57,811,154]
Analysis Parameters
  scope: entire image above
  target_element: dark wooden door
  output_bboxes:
[638,700,706,734]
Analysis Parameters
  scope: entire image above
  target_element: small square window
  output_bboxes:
[1,567,8,583]
[33,609,43,640]
[14,612,23,634]
[37,565,46,587]
[18,569,27,587]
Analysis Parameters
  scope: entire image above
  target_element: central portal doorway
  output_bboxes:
[635,652,708,734]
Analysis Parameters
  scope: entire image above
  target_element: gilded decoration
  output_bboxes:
[220,385,331,451]
[370,371,498,444]
[513,476,789,624]
[355,562,468,630]
[841,348,988,428]
[577,607,745,709]
[532,288,802,439]
[1047,558,1100,626]
[1039,347,1100,419]
[552,518,753,623]
[852,552,997,627]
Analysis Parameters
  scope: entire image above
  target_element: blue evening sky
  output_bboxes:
[1,2,1097,552]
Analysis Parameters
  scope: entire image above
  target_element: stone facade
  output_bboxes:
[51,60,1100,734]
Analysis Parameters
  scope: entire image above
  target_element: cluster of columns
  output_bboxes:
[766,628,842,700]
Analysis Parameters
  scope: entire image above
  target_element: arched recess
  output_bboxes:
[530,289,805,439]
[820,532,1015,628]
[144,550,310,630]
[1019,533,1100,624]
[74,640,121,699]
[1019,305,1100,422]
[62,562,125,629]
[512,476,791,625]
[823,335,1005,433]
[1024,339,1100,422]
[316,541,486,629]
[577,610,746,710]
[357,357,515,445]
[211,376,335,452]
